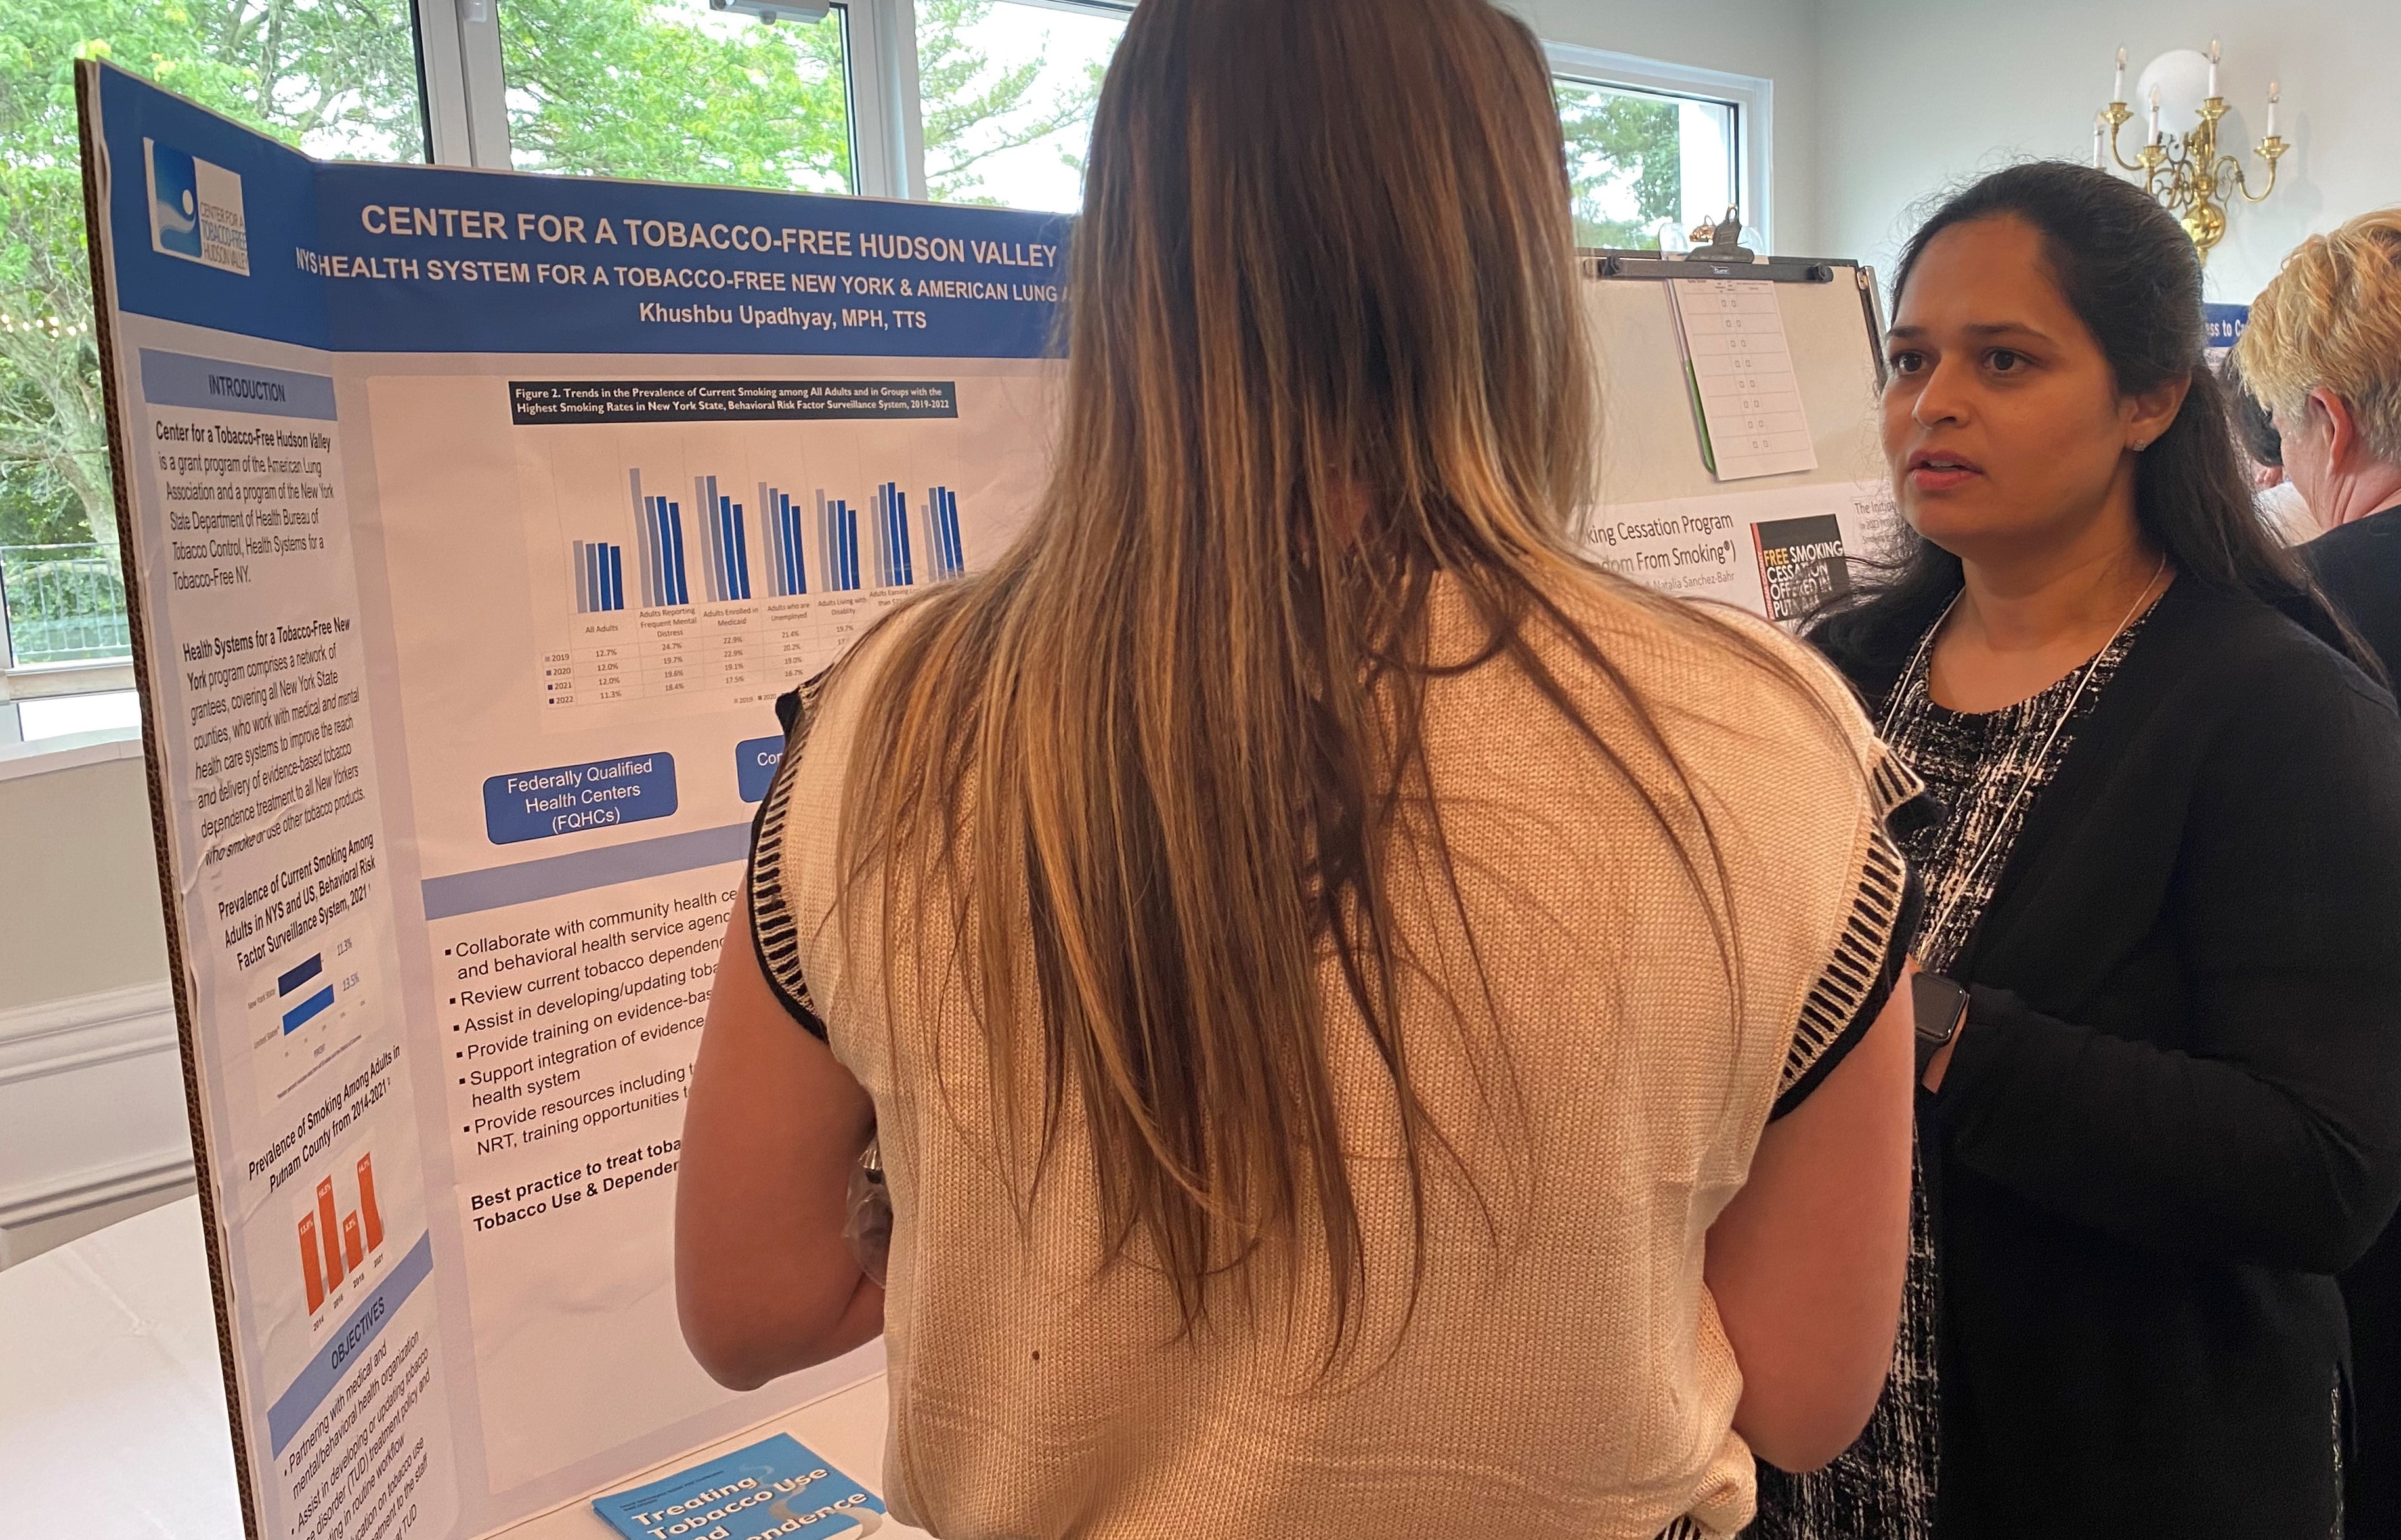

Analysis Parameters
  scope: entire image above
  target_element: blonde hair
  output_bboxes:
[829,0,1831,1353]
[2236,209,2401,462]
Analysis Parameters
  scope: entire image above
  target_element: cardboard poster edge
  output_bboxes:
[76,56,274,1540]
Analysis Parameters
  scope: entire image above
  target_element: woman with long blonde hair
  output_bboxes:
[676,1,1915,1533]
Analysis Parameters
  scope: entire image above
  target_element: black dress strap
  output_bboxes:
[746,673,832,1039]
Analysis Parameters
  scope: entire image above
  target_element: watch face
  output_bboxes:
[1913,973,1966,1044]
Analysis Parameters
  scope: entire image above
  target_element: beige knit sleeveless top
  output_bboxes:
[749,573,1914,1539]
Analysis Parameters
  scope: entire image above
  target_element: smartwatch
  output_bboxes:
[1912,972,1970,1080]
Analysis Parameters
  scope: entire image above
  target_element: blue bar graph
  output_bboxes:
[278,951,333,1035]
[571,540,625,613]
[663,502,687,605]
[693,475,752,603]
[818,491,861,593]
[925,486,965,581]
[873,483,915,589]
[283,987,335,1033]
[278,953,323,996]
[695,477,723,601]
[609,469,960,607]
[758,484,808,599]
[725,495,752,601]
[628,472,690,607]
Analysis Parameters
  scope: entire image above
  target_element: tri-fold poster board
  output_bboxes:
[78,60,1892,1540]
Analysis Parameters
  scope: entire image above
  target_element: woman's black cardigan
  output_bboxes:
[1811,577,2401,1538]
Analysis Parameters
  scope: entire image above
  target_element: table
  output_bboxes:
[0,1196,920,1539]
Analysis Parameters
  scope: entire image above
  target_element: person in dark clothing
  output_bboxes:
[1773,162,2401,1539]
[2230,356,2285,474]
[2224,356,2319,545]
[2238,207,2401,1537]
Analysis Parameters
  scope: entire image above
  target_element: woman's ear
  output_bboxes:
[2308,387,2363,473]
[2125,371,2193,454]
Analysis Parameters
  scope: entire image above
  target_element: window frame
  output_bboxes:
[420,9,1765,230]
[1543,41,1768,253]
[423,0,1136,199]
[0,534,142,744]
[422,0,930,196]
[9,5,1771,754]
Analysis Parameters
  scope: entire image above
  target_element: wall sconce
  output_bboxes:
[2093,41,2286,265]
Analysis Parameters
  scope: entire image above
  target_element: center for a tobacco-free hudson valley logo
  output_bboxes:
[144,137,250,276]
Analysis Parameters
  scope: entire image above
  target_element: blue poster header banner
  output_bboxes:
[93,64,1069,358]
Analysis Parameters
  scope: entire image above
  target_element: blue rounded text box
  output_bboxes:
[483,753,678,845]
[736,735,784,803]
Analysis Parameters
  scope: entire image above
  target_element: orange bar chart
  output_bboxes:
[316,1178,345,1289]
[299,1149,387,1315]
[358,1153,384,1251]
[298,1215,325,1314]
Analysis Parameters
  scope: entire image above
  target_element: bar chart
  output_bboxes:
[539,446,989,717]
[758,486,808,599]
[571,540,625,614]
[278,952,334,1035]
[296,1146,389,1316]
[871,484,917,589]
[246,927,372,1112]
[629,473,692,608]
[817,493,863,594]
[693,476,754,603]
[926,486,966,582]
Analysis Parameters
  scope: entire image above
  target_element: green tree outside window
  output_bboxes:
[1557,77,1683,250]
[2,0,1696,658]
[0,0,1094,595]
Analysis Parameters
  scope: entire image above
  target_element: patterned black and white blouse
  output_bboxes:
[1750,609,2152,1540]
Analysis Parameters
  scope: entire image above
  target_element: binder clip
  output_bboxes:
[1685,207,1756,263]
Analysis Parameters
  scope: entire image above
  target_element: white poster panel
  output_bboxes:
[83,60,1060,1539]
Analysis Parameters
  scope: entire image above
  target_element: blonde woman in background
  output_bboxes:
[672,2,1918,1535]
[2239,208,2401,1540]
[2239,211,2401,672]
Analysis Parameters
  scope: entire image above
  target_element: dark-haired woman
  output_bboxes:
[1754,162,2401,1539]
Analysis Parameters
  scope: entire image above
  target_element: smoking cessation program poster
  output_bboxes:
[80,60,1063,1539]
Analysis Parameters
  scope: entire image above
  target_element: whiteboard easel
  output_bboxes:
[1578,251,1899,624]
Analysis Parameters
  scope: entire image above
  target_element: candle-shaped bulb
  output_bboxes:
[2114,46,2127,102]
[2092,112,2105,167]
[2207,39,2220,98]
[2267,81,2280,139]
[2150,83,2163,143]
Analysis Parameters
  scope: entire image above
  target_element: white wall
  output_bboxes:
[1816,0,2401,303]
[1514,0,1828,251]
[0,748,171,1012]
[0,746,190,1266]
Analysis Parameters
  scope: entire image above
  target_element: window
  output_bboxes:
[498,0,854,193]
[476,0,1127,209]
[0,0,431,744]
[1554,76,1739,251]
[7,6,1775,749]
[1544,43,1766,254]
[918,0,1129,212]
[16,690,142,743]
